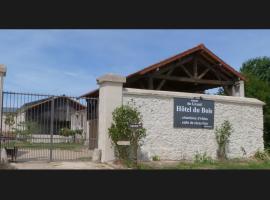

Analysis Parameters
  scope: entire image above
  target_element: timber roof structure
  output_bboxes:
[81,44,245,97]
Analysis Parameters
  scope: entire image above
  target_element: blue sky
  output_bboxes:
[1,29,270,96]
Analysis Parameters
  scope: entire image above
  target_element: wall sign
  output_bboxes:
[174,97,214,129]
[129,123,143,129]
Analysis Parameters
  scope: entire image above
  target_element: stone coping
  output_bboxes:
[123,88,265,106]
[97,73,126,84]
[0,64,6,76]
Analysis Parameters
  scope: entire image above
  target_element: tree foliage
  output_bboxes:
[241,57,270,83]
[240,57,270,148]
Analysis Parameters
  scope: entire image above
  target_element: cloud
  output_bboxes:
[64,71,80,77]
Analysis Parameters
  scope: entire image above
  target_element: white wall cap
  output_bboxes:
[0,64,7,76]
[123,88,265,106]
[97,73,126,84]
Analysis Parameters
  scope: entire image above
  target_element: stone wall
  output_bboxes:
[122,88,265,161]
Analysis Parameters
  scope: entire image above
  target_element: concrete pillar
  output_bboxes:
[232,80,245,97]
[97,73,126,163]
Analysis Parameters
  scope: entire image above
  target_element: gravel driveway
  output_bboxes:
[10,161,116,169]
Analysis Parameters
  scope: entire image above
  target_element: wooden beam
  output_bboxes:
[176,84,215,93]
[156,68,174,90]
[179,64,193,78]
[200,51,216,65]
[212,67,222,80]
[127,56,194,86]
[193,56,198,85]
[148,77,154,89]
[153,75,234,85]
[193,57,198,78]
[153,55,193,76]
[199,53,235,79]
[217,64,236,79]
[139,81,145,89]
[126,75,148,85]
[198,68,211,79]
[197,57,231,81]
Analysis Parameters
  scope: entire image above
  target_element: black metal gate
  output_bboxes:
[0,91,98,162]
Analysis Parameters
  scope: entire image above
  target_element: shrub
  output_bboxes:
[254,150,270,161]
[108,105,146,163]
[152,155,160,161]
[60,127,73,137]
[194,152,214,164]
[13,121,39,138]
[59,128,82,136]
[74,129,83,135]
[215,120,233,160]
[59,128,82,143]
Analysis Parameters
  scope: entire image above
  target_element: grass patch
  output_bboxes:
[1,141,85,150]
[137,159,270,170]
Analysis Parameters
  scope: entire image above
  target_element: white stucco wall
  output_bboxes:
[122,88,265,161]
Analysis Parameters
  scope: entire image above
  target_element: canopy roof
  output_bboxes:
[81,44,245,98]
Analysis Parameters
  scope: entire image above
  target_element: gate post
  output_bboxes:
[0,65,6,163]
[97,74,126,163]
[0,65,6,135]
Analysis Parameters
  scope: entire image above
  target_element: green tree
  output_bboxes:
[241,57,270,83]
[240,57,270,148]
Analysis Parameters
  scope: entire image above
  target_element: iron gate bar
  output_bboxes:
[1,91,99,162]
[49,97,54,162]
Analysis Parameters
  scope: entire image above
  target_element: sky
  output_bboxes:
[1,29,270,96]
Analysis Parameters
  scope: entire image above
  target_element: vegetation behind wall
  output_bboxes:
[240,57,270,149]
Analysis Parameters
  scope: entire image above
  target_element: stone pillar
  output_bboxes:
[97,74,126,163]
[0,65,6,163]
[0,65,6,132]
[232,80,245,97]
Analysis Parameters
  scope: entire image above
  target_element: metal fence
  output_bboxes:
[0,91,98,162]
